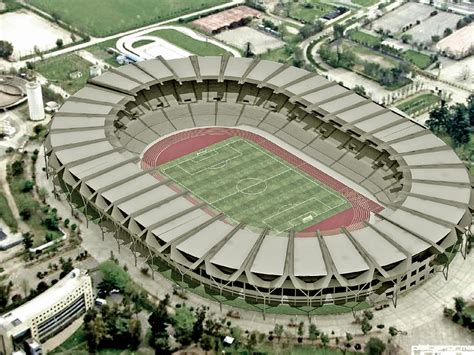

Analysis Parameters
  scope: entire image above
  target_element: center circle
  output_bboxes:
[236,178,267,195]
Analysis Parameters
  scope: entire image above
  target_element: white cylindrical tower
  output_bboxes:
[26,81,45,121]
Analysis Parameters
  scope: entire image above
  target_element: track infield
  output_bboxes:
[158,136,351,232]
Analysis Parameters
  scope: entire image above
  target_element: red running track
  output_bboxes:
[141,128,383,236]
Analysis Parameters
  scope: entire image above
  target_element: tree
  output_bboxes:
[354,85,367,96]
[467,94,474,126]
[365,337,386,355]
[308,323,319,344]
[56,38,64,48]
[447,104,470,147]
[0,282,12,308]
[200,334,215,353]
[333,24,345,40]
[320,333,329,347]
[149,294,172,353]
[274,324,284,342]
[60,257,74,278]
[401,34,412,44]
[244,42,254,58]
[426,105,450,134]
[361,317,372,335]
[98,260,131,293]
[22,232,34,251]
[363,310,374,321]
[172,305,196,346]
[246,331,258,352]
[21,180,34,193]
[443,28,453,37]
[192,306,206,342]
[388,326,399,337]
[346,332,353,341]
[431,35,440,43]
[454,297,466,313]
[11,160,24,176]
[0,41,14,58]
[297,321,305,339]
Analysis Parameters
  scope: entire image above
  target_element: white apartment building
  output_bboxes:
[0,269,93,355]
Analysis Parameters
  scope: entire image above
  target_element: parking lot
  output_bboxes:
[372,2,433,33]
[406,11,462,43]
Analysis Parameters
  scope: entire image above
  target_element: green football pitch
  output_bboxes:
[159,137,351,232]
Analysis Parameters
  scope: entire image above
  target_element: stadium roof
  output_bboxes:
[46,56,472,283]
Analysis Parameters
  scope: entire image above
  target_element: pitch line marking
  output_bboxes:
[159,137,351,232]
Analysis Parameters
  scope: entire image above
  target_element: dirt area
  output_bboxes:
[436,25,474,58]
[215,26,284,55]
[436,55,474,90]
[406,11,463,44]
[0,10,74,58]
[372,2,433,33]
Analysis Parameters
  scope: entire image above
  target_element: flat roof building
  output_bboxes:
[0,269,93,355]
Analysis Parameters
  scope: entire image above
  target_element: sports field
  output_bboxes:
[159,136,351,232]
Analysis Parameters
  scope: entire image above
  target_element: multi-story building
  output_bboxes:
[0,269,93,355]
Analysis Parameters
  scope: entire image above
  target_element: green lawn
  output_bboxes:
[350,0,379,6]
[131,39,154,48]
[147,29,229,56]
[50,326,87,354]
[288,0,336,23]
[348,30,382,47]
[84,38,120,68]
[396,93,441,115]
[35,54,90,94]
[159,137,350,232]
[8,172,62,247]
[0,191,18,232]
[402,49,433,69]
[30,0,230,37]
[260,47,292,63]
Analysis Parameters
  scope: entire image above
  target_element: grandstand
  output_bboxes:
[45,56,472,308]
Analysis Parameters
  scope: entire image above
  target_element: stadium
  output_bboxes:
[45,56,472,308]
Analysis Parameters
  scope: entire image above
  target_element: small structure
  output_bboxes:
[44,101,60,114]
[381,39,404,52]
[68,70,83,80]
[0,118,16,138]
[25,81,45,121]
[89,65,102,78]
[192,5,262,34]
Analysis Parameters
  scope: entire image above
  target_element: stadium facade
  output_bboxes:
[45,56,472,307]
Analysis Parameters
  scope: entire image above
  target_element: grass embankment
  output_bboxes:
[396,92,441,116]
[348,30,382,47]
[401,49,433,69]
[131,39,154,48]
[30,0,229,37]
[148,29,229,56]
[0,191,18,232]
[35,54,90,94]
[288,0,336,23]
[84,38,120,68]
